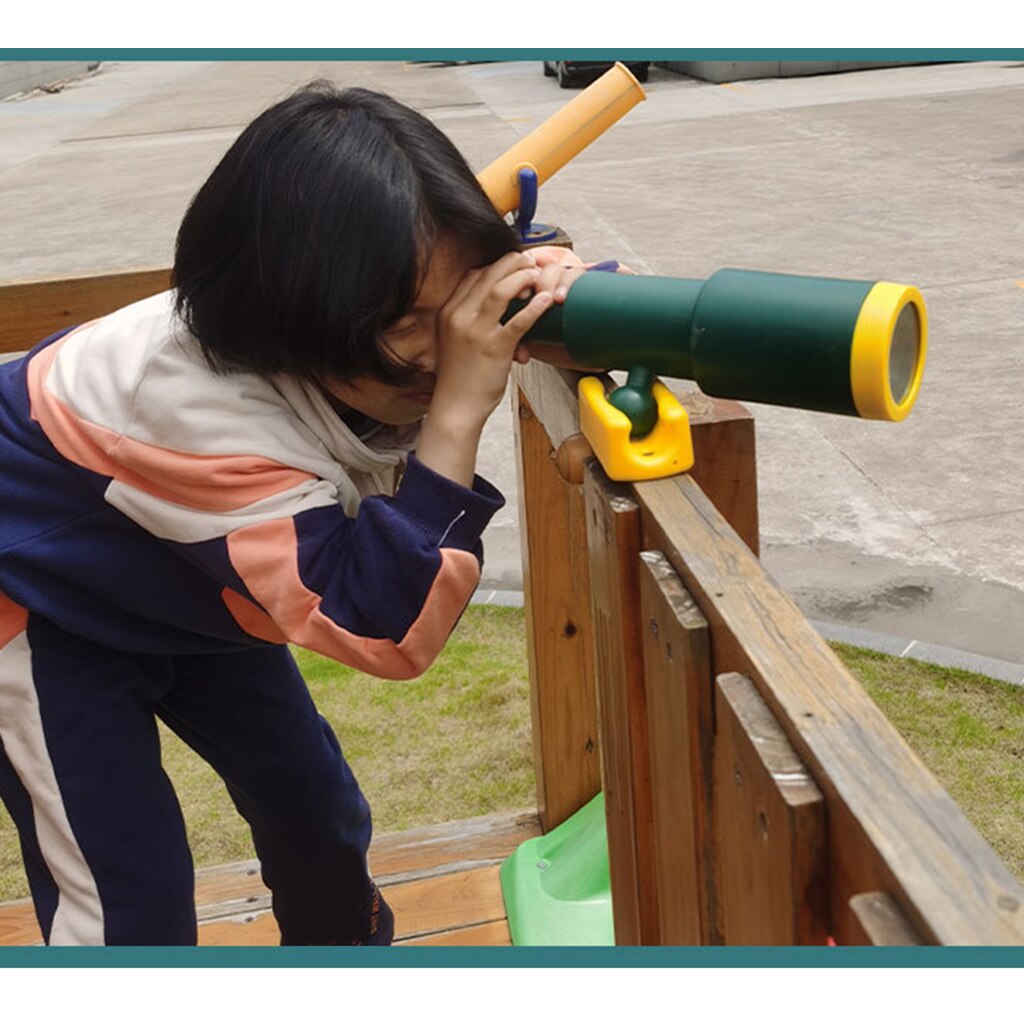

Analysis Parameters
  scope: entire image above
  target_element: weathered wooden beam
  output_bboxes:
[513,382,601,832]
[0,268,173,353]
[681,390,759,556]
[583,464,657,944]
[368,809,542,881]
[714,672,828,945]
[849,891,925,946]
[638,550,716,944]
[636,473,1024,945]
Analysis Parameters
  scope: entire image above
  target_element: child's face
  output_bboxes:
[323,236,475,426]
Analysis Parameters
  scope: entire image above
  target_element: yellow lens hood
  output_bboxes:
[849,282,928,421]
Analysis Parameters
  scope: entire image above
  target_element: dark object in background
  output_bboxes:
[543,60,650,88]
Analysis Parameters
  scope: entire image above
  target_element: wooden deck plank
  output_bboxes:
[196,915,515,948]
[192,861,267,909]
[183,808,540,913]
[0,900,39,946]
[195,865,510,947]
[398,920,512,946]
[1,810,533,947]
[198,914,278,947]
[368,809,541,881]
[387,864,507,941]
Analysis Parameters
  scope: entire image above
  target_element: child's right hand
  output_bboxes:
[432,250,551,426]
[416,250,555,488]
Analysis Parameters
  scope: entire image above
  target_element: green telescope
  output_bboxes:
[518,268,927,424]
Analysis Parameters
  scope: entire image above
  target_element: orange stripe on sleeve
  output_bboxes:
[224,518,479,679]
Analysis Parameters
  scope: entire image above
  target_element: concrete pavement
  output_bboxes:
[3,58,1023,664]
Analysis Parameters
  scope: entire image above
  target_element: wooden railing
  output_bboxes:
[0,268,173,356]
[512,358,1024,946]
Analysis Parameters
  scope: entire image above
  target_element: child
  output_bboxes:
[0,82,587,946]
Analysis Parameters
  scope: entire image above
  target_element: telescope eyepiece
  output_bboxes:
[849,282,928,422]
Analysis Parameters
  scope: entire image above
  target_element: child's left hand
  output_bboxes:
[512,255,586,366]
[533,257,587,304]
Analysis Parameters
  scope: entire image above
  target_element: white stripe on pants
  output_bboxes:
[0,627,105,944]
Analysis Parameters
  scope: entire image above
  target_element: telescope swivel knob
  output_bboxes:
[578,370,694,483]
[606,366,658,438]
[513,166,559,244]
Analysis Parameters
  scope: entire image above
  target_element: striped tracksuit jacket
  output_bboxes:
[0,291,504,945]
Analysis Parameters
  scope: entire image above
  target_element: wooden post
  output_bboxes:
[582,463,655,944]
[638,550,717,944]
[513,374,601,832]
[714,672,828,945]
[510,362,758,861]
[678,391,759,556]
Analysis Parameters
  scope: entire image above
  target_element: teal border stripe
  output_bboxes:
[1,48,1024,61]
[1,946,1023,967]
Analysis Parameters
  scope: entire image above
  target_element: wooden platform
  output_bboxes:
[0,809,541,946]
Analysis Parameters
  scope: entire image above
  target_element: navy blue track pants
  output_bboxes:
[0,610,394,946]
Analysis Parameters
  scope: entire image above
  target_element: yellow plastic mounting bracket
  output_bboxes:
[578,376,695,482]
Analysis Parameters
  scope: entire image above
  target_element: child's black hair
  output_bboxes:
[173,81,519,384]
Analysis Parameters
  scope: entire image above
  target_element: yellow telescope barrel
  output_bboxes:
[477,62,646,216]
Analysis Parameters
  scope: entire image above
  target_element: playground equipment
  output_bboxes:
[514,269,927,480]
[476,61,646,218]
[500,792,614,946]
[481,64,995,947]
[481,63,928,481]
[477,61,645,246]
[520,269,926,422]
[509,355,1024,946]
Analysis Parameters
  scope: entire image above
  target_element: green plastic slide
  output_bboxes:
[499,792,614,946]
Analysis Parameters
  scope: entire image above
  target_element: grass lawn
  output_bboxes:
[1,606,1022,904]
[835,643,1024,880]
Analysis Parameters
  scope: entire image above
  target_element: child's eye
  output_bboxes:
[384,317,418,338]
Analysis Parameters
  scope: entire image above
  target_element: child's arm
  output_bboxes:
[24,307,505,680]
[415,250,554,488]
[414,248,611,486]
[213,452,504,679]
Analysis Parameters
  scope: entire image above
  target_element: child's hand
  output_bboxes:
[431,250,551,426]
[415,250,554,487]
[531,257,588,305]
[512,253,586,366]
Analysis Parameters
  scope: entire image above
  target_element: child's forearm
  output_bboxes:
[414,407,485,489]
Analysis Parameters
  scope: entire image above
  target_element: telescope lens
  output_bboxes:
[889,303,920,406]
[850,281,926,420]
